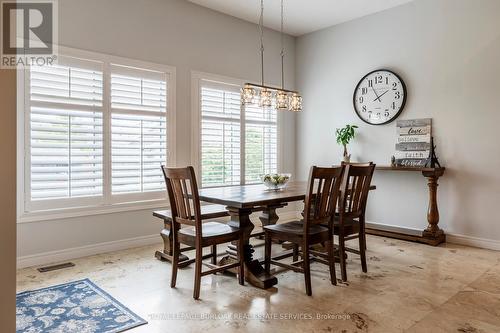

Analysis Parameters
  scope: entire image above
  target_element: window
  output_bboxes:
[195,74,279,188]
[21,48,175,215]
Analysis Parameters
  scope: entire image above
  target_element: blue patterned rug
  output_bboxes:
[16,279,147,333]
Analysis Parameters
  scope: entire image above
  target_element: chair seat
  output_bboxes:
[179,221,239,239]
[153,204,229,222]
[263,220,328,236]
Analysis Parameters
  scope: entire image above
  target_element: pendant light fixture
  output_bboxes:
[241,0,302,112]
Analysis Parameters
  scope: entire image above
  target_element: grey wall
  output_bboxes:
[296,0,500,240]
[18,0,296,258]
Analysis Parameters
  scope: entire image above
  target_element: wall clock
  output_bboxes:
[353,69,407,125]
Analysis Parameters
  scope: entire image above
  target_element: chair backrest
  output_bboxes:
[303,166,345,232]
[339,164,376,219]
[341,161,374,167]
[161,166,202,235]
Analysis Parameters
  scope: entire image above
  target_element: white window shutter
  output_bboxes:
[29,62,104,201]
[110,67,168,194]
[244,103,278,184]
[200,85,241,187]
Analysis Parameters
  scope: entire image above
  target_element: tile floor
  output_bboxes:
[17,236,500,332]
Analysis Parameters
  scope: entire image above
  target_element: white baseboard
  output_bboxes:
[366,220,500,251]
[17,234,161,269]
[365,221,422,236]
[446,233,500,251]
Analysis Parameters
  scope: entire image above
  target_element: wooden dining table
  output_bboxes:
[198,181,375,289]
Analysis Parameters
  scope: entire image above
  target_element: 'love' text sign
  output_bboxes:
[395,118,431,167]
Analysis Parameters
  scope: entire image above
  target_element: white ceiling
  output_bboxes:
[188,0,414,36]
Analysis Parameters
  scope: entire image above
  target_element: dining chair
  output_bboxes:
[335,163,375,281]
[161,166,245,300]
[263,166,345,296]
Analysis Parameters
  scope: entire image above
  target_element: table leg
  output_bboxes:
[219,207,278,289]
[421,171,446,245]
[259,204,285,226]
[257,204,286,242]
[155,220,190,267]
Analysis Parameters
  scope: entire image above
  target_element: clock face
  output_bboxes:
[353,69,407,125]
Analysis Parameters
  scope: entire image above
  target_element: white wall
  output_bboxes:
[17,0,296,260]
[296,0,500,241]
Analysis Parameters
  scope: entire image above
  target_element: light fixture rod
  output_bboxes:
[243,82,298,94]
[280,0,285,89]
[259,0,265,86]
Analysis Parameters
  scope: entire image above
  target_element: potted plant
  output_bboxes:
[335,124,358,163]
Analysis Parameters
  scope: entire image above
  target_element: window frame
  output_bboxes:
[191,71,283,188]
[17,46,176,222]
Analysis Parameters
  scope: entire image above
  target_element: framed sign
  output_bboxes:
[395,118,431,167]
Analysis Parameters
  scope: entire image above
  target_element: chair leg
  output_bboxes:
[338,228,348,282]
[170,227,180,288]
[211,244,217,265]
[237,235,245,286]
[292,243,299,262]
[264,231,272,274]
[303,241,312,296]
[193,245,203,300]
[326,240,337,285]
[359,222,367,273]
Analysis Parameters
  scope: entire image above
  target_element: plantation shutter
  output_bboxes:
[200,82,241,187]
[244,103,278,183]
[110,65,167,194]
[29,58,104,201]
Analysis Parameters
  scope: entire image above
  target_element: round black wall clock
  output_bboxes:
[353,69,407,125]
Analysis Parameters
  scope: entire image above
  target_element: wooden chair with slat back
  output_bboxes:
[161,166,245,300]
[263,166,345,296]
[335,163,375,281]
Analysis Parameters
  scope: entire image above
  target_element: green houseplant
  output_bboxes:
[335,124,358,162]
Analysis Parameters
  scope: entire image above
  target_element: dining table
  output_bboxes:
[198,181,376,289]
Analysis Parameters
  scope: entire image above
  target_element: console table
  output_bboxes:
[366,166,446,246]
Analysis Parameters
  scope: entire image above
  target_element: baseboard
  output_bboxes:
[446,233,500,251]
[17,234,161,269]
[366,221,500,251]
[365,221,422,236]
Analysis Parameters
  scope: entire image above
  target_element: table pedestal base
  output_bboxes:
[155,224,191,268]
[422,229,446,246]
[220,207,278,289]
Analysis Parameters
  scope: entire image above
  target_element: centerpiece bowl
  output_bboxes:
[262,173,291,191]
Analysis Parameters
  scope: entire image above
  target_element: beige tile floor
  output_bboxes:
[17,236,500,333]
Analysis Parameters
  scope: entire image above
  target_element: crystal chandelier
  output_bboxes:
[241,0,302,112]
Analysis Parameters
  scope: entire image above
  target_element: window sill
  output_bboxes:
[17,199,169,224]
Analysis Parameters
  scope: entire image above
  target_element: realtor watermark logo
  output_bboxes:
[1,0,58,68]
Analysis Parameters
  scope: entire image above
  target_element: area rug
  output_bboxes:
[16,278,147,333]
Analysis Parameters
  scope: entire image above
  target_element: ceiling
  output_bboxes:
[187,0,414,36]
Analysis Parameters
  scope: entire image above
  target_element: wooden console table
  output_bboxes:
[366,166,446,246]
